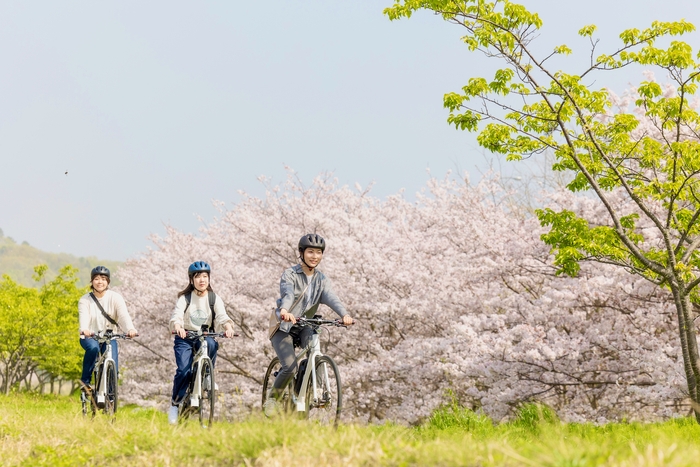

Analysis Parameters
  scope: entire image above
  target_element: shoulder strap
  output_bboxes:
[89,292,118,327]
[208,291,216,332]
[288,275,313,317]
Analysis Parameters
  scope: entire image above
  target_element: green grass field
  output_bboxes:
[3,393,700,466]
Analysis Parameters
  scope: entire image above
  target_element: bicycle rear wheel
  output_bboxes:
[262,357,292,416]
[306,355,342,426]
[103,360,118,420]
[199,357,215,428]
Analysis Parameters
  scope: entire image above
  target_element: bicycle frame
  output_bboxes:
[262,316,347,424]
[290,332,325,412]
[93,336,116,407]
[80,331,134,418]
[187,336,211,408]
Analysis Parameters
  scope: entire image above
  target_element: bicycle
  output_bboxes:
[79,331,136,420]
[261,316,350,426]
[172,330,228,428]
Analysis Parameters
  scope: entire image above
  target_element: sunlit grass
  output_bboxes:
[2,394,700,466]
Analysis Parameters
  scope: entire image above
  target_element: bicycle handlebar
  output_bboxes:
[80,332,139,340]
[296,317,355,328]
[171,330,239,338]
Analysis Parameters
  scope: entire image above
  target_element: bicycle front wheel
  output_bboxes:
[199,358,215,428]
[104,360,118,419]
[305,355,342,426]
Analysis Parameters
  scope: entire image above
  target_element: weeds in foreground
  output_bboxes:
[2,394,700,466]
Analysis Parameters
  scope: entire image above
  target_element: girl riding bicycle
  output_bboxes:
[265,234,353,413]
[78,266,138,393]
[168,261,235,424]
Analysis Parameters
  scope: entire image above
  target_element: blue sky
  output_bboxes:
[1,0,698,260]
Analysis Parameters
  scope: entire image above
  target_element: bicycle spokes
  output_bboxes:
[306,356,342,426]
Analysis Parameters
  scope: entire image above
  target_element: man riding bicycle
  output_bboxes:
[265,234,353,415]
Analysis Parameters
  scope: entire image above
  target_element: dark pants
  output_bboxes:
[80,338,119,386]
[270,325,314,393]
[171,336,218,406]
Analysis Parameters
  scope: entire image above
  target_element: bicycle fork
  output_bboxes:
[295,333,330,411]
[96,342,114,407]
[189,340,208,408]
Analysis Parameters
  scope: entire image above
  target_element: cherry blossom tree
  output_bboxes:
[384,0,700,421]
[116,171,686,424]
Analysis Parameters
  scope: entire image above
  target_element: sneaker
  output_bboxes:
[263,398,279,418]
[78,380,92,396]
[168,405,179,425]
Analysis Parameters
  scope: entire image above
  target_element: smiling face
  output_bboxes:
[192,271,210,292]
[302,247,323,269]
[91,274,109,294]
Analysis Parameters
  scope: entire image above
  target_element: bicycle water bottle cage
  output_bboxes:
[294,359,308,395]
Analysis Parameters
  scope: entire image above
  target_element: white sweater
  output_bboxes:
[169,292,233,333]
[78,290,136,334]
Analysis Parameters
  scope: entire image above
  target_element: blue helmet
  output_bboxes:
[188,261,211,278]
[90,265,111,281]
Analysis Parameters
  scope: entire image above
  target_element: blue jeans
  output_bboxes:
[80,337,119,386]
[171,336,218,406]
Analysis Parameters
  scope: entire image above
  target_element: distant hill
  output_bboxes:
[0,230,122,288]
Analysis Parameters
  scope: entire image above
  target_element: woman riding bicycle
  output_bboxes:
[78,266,138,394]
[265,234,353,413]
[168,261,235,424]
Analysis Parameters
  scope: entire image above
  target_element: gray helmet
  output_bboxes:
[90,266,111,281]
[298,234,326,253]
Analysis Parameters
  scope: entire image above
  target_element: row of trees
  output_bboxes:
[116,172,684,424]
[0,265,84,395]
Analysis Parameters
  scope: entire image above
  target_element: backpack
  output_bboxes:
[184,290,216,332]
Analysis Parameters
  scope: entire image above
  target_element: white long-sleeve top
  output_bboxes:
[169,292,233,333]
[78,290,136,334]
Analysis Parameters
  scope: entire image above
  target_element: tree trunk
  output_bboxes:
[671,285,700,422]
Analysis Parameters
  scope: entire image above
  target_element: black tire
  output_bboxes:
[305,355,342,427]
[262,357,292,415]
[104,360,118,420]
[81,392,88,417]
[179,362,196,421]
[199,357,215,428]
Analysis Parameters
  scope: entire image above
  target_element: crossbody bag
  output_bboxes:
[89,292,119,328]
[268,274,313,340]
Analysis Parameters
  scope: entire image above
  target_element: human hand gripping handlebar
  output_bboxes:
[296,317,356,327]
[171,330,240,338]
[80,331,139,339]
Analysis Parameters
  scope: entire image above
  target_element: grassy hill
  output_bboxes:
[0,231,122,287]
